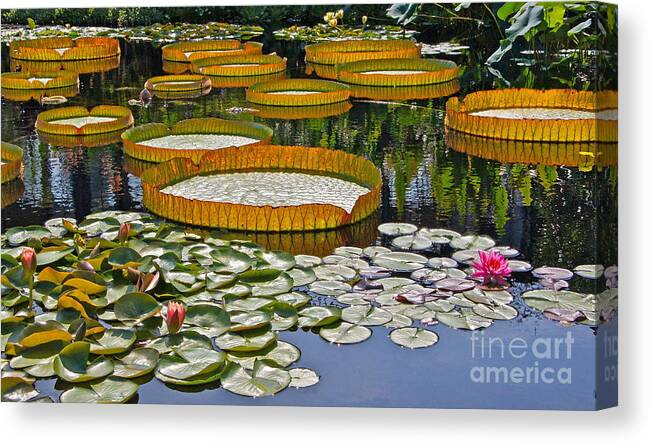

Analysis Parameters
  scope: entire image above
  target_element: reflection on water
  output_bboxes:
[1,38,617,269]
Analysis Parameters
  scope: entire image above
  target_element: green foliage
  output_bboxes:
[26,18,37,30]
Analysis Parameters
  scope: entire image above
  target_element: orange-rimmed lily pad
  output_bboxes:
[305,39,421,65]
[191,54,286,77]
[337,58,459,87]
[1,142,23,184]
[141,145,382,232]
[35,105,134,137]
[162,40,263,63]
[246,79,350,107]
[445,89,618,142]
[144,74,212,99]
[121,117,273,163]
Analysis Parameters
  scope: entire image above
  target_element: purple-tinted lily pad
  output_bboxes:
[359,266,392,280]
[427,257,458,269]
[543,308,586,325]
[532,266,573,281]
[435,278,476,292]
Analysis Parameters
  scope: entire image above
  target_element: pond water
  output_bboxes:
[1,34,617,409]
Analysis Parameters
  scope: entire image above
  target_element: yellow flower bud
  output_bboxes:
[336,9,344,19]
[362,15,368,25]
[329,18,338,27]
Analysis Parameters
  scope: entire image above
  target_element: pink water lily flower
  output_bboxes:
[165,301,186,335]
[471,250,512,288]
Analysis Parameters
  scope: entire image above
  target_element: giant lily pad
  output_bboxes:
[60,378,139,403]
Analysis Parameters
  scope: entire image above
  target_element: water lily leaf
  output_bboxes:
[573,264,605,279]
[436,278,476,292]
[36,247,74,266]
[53,342,114,382]
[286,267,316,287]
[472,303,518,320]
[532,266,573,281]
[275,292,311,308]
[212,246,253,273]
[362,246,392,258]
[5,226,52,245]
[450,235,495,250]
[113,348,159,378]
[383,313,412,328]
[378,222,417,236]
[107,247,142,267]
[270,302,298,331]
[230,310,271,332]
[418,228,461,244]
[215,329,276,352]
[389,327,439,349]
[294,255,322,268]
[336,292,371,306]
[411,268,447,284]
[157,346,225,380]
[88,328,137,355]
[437,309,493,330]
[114,292,161,326]
[298,306,341,328]
[372,252,427,272]
[60,378,139,403]
[238,268,281,283]
[313,264,357,281]
[319,321,372,344]
[10,340,67,370]
[341,305,392,326]
[463,288,512,306]
[205,272,237,290]
[543,308,587,324]
[185,304,231,337]
[308,280,352,296]
[289,368,319,388]
[1,373,39,402]
[226,297,275,312]
[333,246,363,258]
[251,272,293,297]
[391,235,433,251]
[221,360,290,397]
[228,340,300,370]
[147,331,213,354]
[255,250,295,271]
[427,257,459,268]
[522,289,595,312]
[18,321,73,349]
[508,260,532,272]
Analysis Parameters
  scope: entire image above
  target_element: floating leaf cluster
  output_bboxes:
[1,212,617,402]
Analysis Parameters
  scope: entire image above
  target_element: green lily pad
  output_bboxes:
[36,247,75,266]
[391,235,433,251]
[60,378,139,403]
[574,264,605,279]
[255,250,295,271]
[275,292,311,308]
[289,368,319,388]
[449,235,495,250]
[89,328,137,355]
[270,302,298,331]
[319,321,372,344]
[1,372,39,402]
[114,292,161,326]
[372,252,427,272]
[215,329,277,352]
[107,247,142,267]
[220,360,290,397]
[185,303,231,337]
[226,297,275,312]
[286,267,317,287]
[53,342,114,382]
[212,247,253,273]
[5,226,52,245]
[436,309,493,330]
[389,327,439,349]
[298,306,341,328]
[294,255,322,268]
[113,348,159,378]
[378,223,418,236]
[313,264,357,281]
[308,280,352,296]
[472,303,518,320]
[251,272,294,297]
[227,340,300,370]
[229,310,271,332]
[341,305,392,326]
[418,228,461,244]
[157,346,226,381]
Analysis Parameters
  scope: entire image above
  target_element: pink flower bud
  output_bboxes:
[165,301,185,335]
[20,247,37,276]
[118,223,131,243]
[78,261,95,272]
